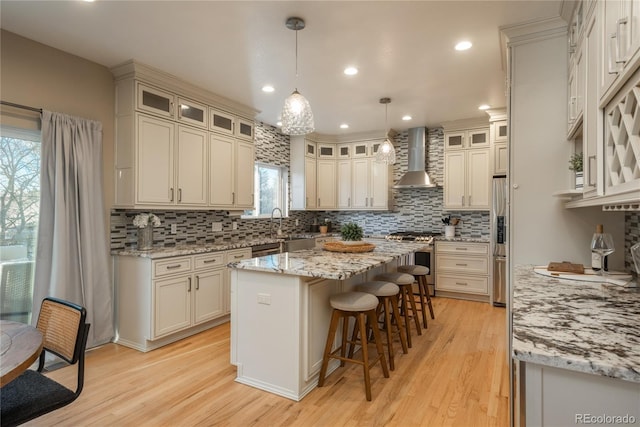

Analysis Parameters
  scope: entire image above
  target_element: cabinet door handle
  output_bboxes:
[461,195,464,206]
[188,277,192,292]
[232,192,235,204]
[616,18,629,64]
[232,254,244,259]
[588,155,596,186]
[195,276,199,290]
[306,197,309,207]
[203,259,218,264]
[170,101,174,115]
[456,263,468,266]
[455,247,468,251]
[166,264,182,269]
[468,195,471,205]
[348,197,351,207]
[178,188,182,202]
[455,282,468,286]
[608,33,620,74]
[170,187,174,202]
[318,198,321,206]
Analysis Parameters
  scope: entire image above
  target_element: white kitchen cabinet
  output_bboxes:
[444,149,490,210]
[435,241,490,302]
[351,152,389,210]
[177,97,208,128]
[370,160,390,209]
[115,249,244,352]
[317,144,336,159]
[305,157,317,209]
[176,125,208,205]
[352,158,370,209]
[137,83,175,119]
[317,159,337,209]
[487,112,508,177]
[337,144,351,159]
[583,11,601,198]
[445,128,489,150]
[290,137,317,210]
[492,120,508,143]
[112,62,257,209]
[337,159,352,209]
[568,42,585,136]
[209,134,255,209]
[136,114,175,205]
[493,143,508,176]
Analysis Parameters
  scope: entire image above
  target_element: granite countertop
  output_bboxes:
[434,236,490,244]
[228,239,427,280]
[111,237,282,259]
[512,264,640,383]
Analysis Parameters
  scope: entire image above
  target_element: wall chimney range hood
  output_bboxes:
[393,127,437,189]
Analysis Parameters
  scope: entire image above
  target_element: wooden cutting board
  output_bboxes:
[534,267,634,287]
[547,261,584,274]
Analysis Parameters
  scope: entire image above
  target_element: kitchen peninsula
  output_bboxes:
[228,239,426,401]
[512,265,640,425]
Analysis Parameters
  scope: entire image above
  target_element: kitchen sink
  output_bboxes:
[282,236,315,252]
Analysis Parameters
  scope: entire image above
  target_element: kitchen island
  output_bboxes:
[227,239,426,401]
[512,265,640,425]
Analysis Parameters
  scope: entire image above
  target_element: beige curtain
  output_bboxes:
[33,110,113,348]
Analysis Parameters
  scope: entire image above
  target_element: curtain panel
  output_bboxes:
[33,110,113,348]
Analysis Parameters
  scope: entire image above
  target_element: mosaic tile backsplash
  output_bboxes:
[626,212,640,274]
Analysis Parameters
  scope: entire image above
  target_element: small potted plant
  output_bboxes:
[133,212,161,250]
[340,222,364,244]
[569,152,583,189]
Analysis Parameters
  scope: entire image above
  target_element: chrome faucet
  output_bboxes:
[270,207,283,238]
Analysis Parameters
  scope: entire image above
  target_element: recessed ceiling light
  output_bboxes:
[402,115,412,121]
[340,123,349,129]
[262,85,275,93]
[455,41,472,51]
[276,121,282,127]
[344,67,358,76]
[478,104,491,110]
[83,0,96,2]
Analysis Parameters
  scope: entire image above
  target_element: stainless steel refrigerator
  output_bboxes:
[492,176,507,307]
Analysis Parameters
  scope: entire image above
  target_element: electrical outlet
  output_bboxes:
[170,224,177,234]
[212,222,223,232]
[295,219,299,226]
[232,221,238,230]
[257,293,271,305]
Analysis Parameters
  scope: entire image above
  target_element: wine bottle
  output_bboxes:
[592,224,603,271]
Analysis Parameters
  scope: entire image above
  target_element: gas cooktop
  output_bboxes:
[384,231,441,243]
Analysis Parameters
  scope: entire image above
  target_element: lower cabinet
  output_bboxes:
[435,241,490,302]
[115,248,249,352]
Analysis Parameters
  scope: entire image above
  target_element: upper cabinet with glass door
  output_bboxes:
[445,128,489,149]
[210,108,254,141]
[137,83,176,119]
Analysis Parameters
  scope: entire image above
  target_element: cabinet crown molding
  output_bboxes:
[440,117,489,132]
[304,129,397,144]
[485,108,507,122]
[110,59,259,119]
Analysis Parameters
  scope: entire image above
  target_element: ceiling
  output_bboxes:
[0,1,564,135]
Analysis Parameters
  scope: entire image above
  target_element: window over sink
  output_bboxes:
[243,163,289,218]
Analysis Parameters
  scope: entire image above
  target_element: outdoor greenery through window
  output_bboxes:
[244,163,288,218]
[0,127,41,323]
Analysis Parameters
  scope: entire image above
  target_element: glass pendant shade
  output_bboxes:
[376,138,397,164]
[281,89,315,135]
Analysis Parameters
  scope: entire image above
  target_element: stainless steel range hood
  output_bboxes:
[393,127,437,188]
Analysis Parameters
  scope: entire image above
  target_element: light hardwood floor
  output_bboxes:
[26,297,509,426]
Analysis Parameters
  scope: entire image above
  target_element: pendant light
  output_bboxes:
[376,97,397,164]
[281,17,315,135]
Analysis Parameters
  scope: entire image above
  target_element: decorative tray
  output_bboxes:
[323,242,376,253]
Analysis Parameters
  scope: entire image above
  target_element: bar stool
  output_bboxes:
[398,265,435,329]
[355,281,408,371]
[375,272,421,348]
[318,291,390,401]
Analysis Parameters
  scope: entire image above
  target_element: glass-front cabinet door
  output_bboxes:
[445,132,465,150]
[317,144,336,158]
[177,97,207,128]
[305,140,316,158]
[210,108,235,136]
[235,118,254,141]
[352,143,369,158]
[468,128,489,148]
[137,83,175,119]
[338,144,351,159]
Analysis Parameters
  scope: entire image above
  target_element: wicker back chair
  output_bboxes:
[0,297,90,426]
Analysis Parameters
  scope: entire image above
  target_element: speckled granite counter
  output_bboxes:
[512,264,640,382]
[111,237,281,259]
[434,236,490,243]
[228,239,427,280]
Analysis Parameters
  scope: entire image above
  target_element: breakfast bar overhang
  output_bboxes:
[227,239,426,401]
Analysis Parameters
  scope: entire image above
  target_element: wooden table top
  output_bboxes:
[0,320,43,387]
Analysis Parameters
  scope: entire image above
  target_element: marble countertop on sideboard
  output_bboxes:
[111,237,283,259]
[512,264,640,383]
[228,239,427,280]
[434,236,490,244]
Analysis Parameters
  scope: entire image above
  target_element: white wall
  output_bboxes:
[508,23,625,270]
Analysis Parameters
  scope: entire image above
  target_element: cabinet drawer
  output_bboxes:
[226,248,252,262]
[194,253,225,270]
[436,274,488,295]
[436,254,488,275]
[154,257,192,278]
[436,242,488,256]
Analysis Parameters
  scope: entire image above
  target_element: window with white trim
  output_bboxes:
[244,163,289,218]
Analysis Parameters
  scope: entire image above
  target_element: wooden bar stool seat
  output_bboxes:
[375,272,422,348]
[398,264,435,328]
[318,291,390,401]
[355,281,408,371]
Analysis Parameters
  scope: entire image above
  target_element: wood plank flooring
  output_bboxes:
[24,297,509,426]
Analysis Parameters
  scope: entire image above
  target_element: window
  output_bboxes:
[244,163,288,218]
[0,126,41,323]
